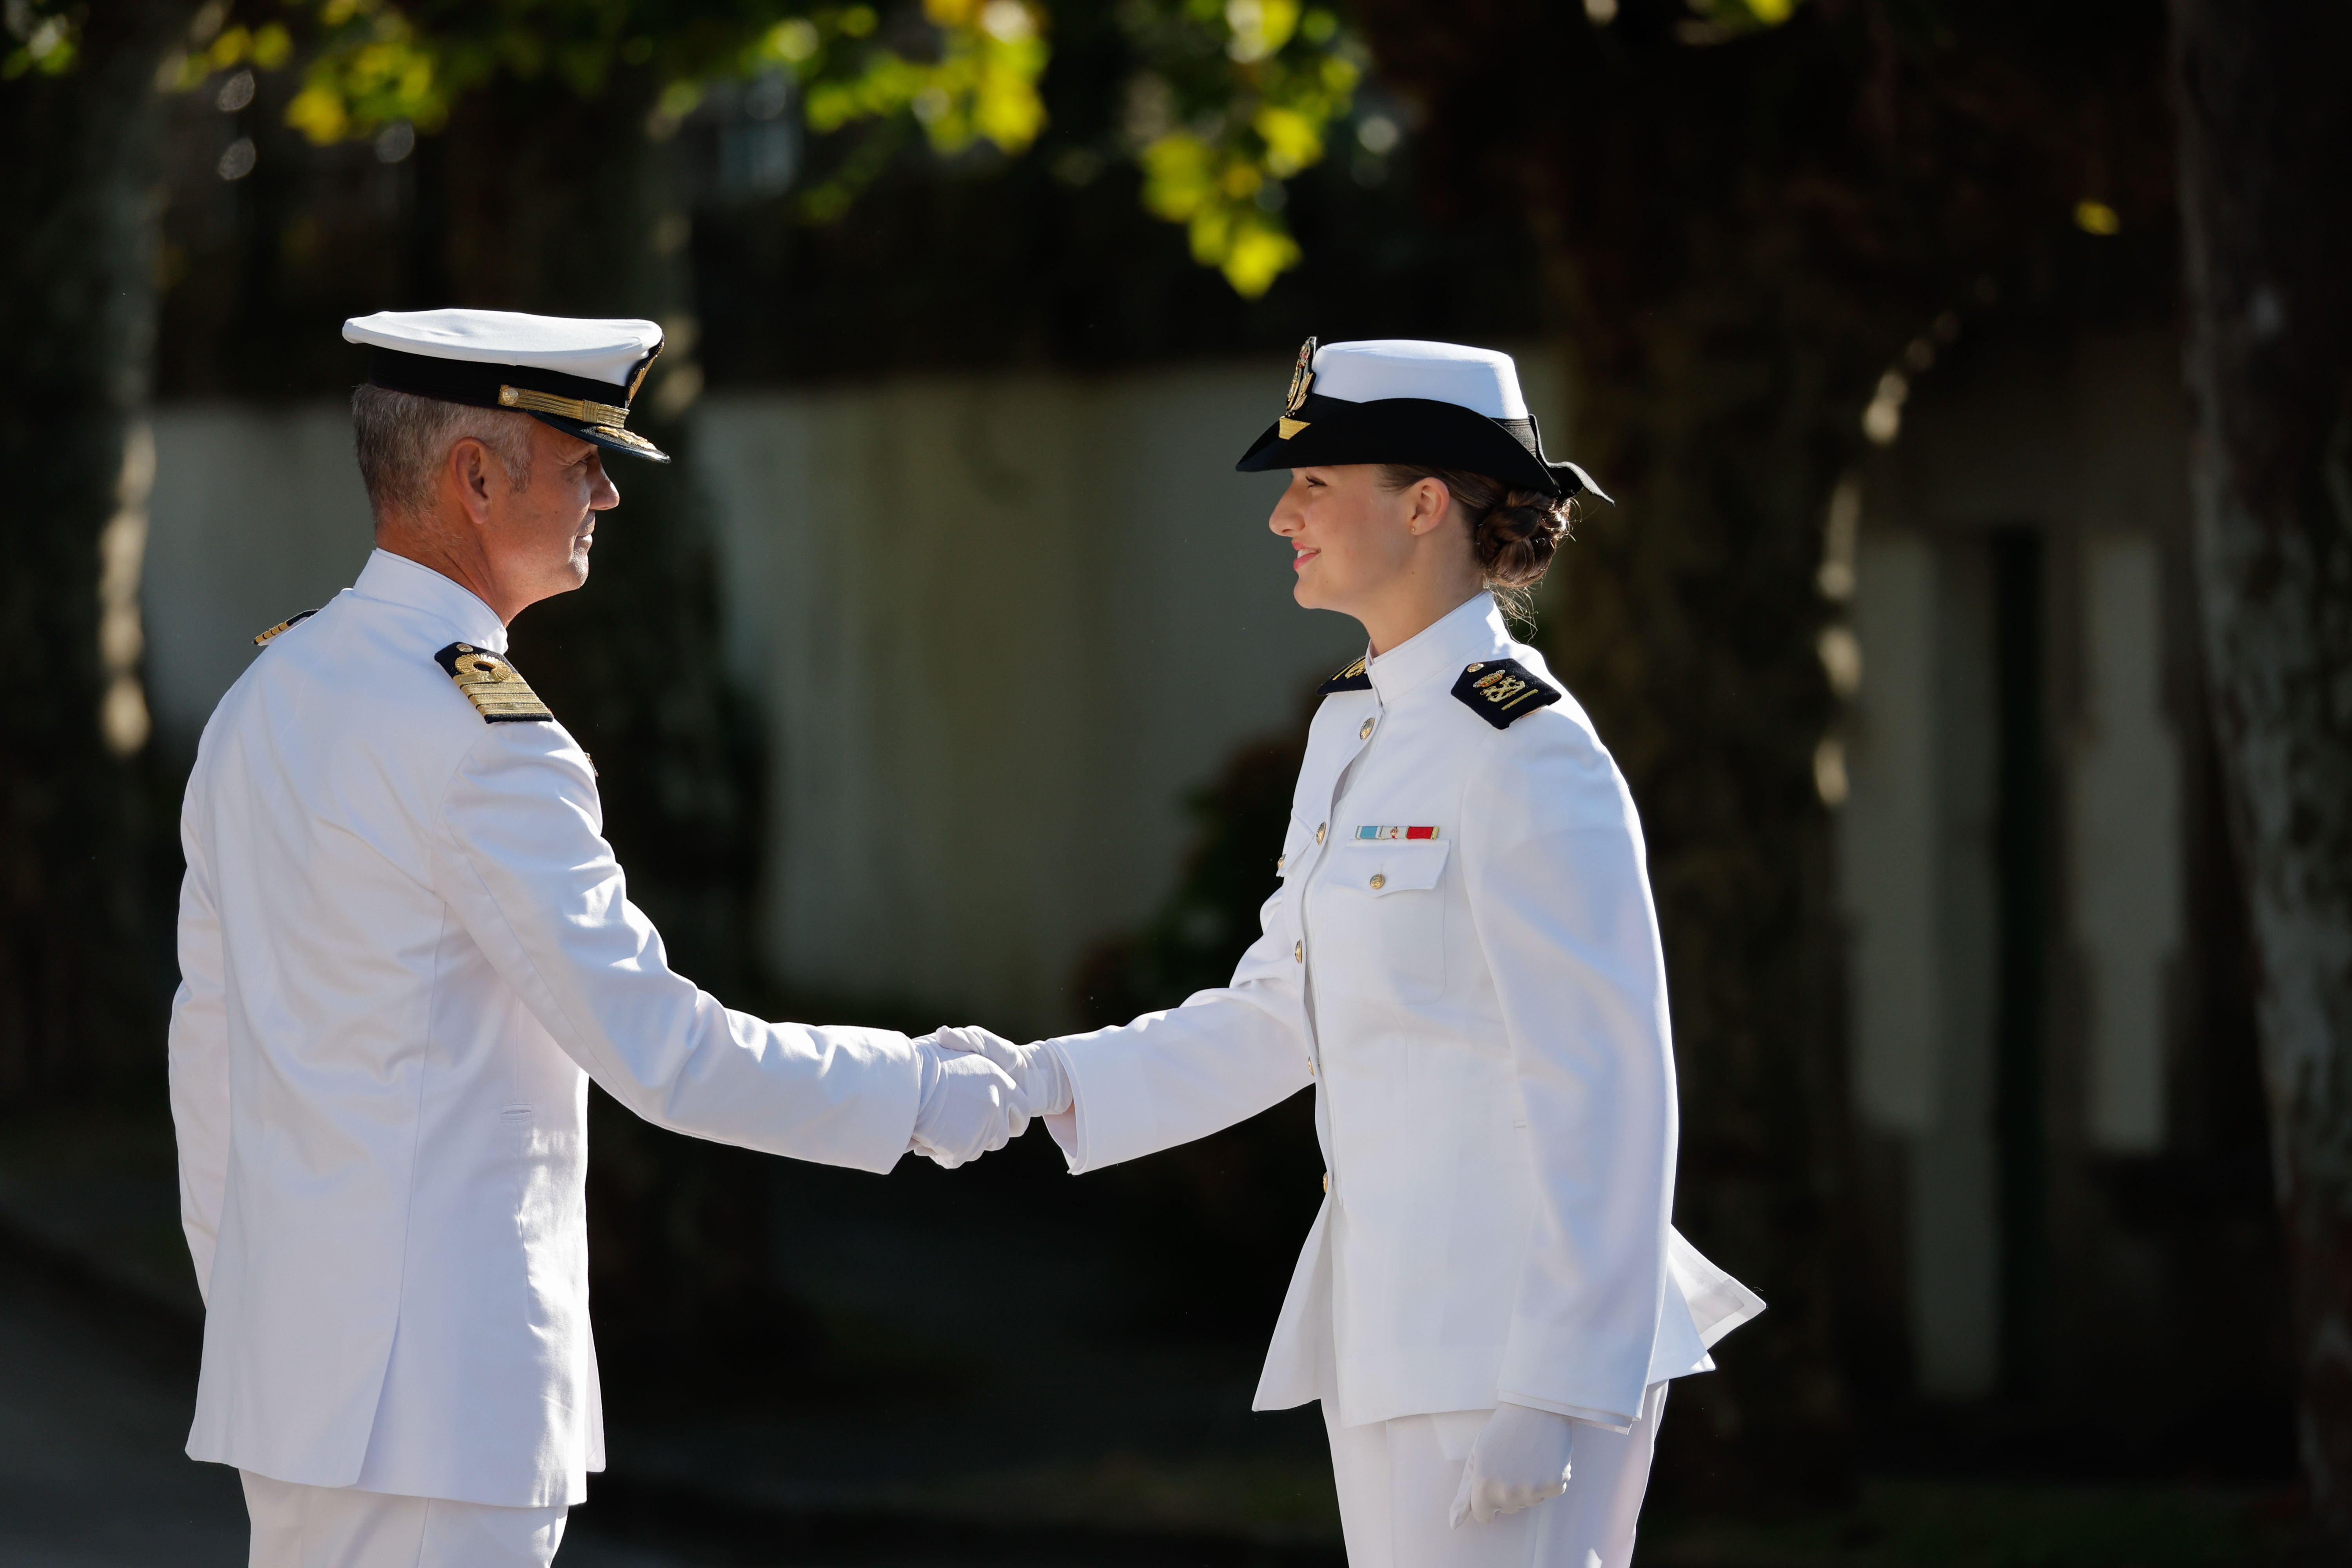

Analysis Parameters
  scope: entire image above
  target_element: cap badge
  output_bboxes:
[1278,336,1316,439]
[626,339,662,403]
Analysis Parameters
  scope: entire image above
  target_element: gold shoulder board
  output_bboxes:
[253,609,318,646]
[433,643,554,724]
[1317,656,1371,695]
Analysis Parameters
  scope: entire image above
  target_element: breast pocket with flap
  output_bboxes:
[1321,838,1450,1002]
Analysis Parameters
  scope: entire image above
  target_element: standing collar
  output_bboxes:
[1366,593,1513,704]
[350,548,508,653]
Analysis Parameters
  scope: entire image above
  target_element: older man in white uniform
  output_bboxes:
[167,309,1028,1567]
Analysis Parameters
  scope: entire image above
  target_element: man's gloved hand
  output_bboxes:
[908,1041,1029,1168]
[1449,1402,1575,1528]
[926,1024,1073,1117]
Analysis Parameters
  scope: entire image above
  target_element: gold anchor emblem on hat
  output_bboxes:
[1278,336,1316,439]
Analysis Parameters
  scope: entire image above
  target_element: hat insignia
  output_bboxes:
[1278,336,1316,439]
[626,338,662,403]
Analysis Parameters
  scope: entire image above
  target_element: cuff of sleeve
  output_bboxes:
[1041,1040,1085,1171]
[1499,1389,1638,1432]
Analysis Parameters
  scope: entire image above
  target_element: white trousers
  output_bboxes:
[241,1472,568,1568]
[1321,1381,1668,1568]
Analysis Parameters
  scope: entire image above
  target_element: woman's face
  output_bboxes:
[1269,465,1433,617]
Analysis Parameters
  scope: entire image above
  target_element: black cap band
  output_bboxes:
[1235,395,1585,497]
[363,345,670,463]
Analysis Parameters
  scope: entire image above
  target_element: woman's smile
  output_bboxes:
[1292,545,1319,572]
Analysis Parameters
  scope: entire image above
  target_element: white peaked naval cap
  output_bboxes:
[1310,339,1531,419]
[343,308,671,462]
[1236,336,1608,502]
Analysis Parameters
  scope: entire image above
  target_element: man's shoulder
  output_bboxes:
[216,591,523,775]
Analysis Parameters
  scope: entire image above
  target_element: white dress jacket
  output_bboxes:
[1044,594,1763,1430]
[169,550,925,1508]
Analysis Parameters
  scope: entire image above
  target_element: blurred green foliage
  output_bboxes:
[147,0,1381,295]
[1117,0,1361,295]
[1,0,83,77]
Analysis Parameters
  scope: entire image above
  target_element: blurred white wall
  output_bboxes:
[693,365,1362,1034]
[144,405,378,734]
[144,352,1575,1035]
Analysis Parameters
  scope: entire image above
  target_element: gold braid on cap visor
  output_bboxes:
[498,384,633,428]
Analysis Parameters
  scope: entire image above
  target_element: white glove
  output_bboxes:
[907,1041,1029,1168]
[927,1023,1073,1117]
[1449,1402,1575,1528]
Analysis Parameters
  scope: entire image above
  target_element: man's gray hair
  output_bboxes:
[351,384,537,521]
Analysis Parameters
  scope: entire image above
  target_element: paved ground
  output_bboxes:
[0,1133,1337,1568]
[0,1239,829,1567]
[0,1237,246,1567]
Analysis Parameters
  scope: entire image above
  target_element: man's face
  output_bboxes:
[482,421,620,603]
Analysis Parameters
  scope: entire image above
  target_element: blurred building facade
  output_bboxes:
[140,359,1430,1038]
[123,47,2285,1465]
[138,330,2283,1445]
[1835,327,2285,1450]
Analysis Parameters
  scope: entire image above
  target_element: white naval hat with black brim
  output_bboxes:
[1234,337,1610,503]
[343,308,671,464]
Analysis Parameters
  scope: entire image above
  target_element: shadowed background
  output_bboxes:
[5,0,2347,1563]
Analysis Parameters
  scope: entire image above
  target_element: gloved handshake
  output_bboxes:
[904,1024,1071,1168]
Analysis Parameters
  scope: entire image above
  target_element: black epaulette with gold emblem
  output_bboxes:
[435,642,554,723]
[1451,658,1561,729]
[252,610,318,646]
[1318,657,1371,694]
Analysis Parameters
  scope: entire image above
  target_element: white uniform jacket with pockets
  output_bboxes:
[1042,592,1763,1430]
[168,549,925,1509]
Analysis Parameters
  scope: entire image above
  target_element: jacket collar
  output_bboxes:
[1366,592,1512,705]
[351,548,509,654]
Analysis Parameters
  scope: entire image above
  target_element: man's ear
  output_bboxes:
[448,437,497,527]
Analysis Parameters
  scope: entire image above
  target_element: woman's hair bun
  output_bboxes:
[1377,463,1573,593]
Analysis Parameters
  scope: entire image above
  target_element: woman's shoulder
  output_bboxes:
[1456,648,1630,807]
[1452,645,1604,749]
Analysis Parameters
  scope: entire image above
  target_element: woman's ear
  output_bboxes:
[1405,477,1454,537]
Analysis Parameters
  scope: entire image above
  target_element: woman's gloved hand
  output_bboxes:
[1449,1401,1575,1527]
[926,1024,1073,1116]
[907,1041,1029,1167]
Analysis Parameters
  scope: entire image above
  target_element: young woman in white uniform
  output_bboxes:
[945,338,1763,1567]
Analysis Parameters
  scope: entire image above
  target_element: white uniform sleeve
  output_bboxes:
[167,782,231,1306]
[1041,885,1314,1173]
[431,722,922,1173]
[1462,722,1679,1426]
